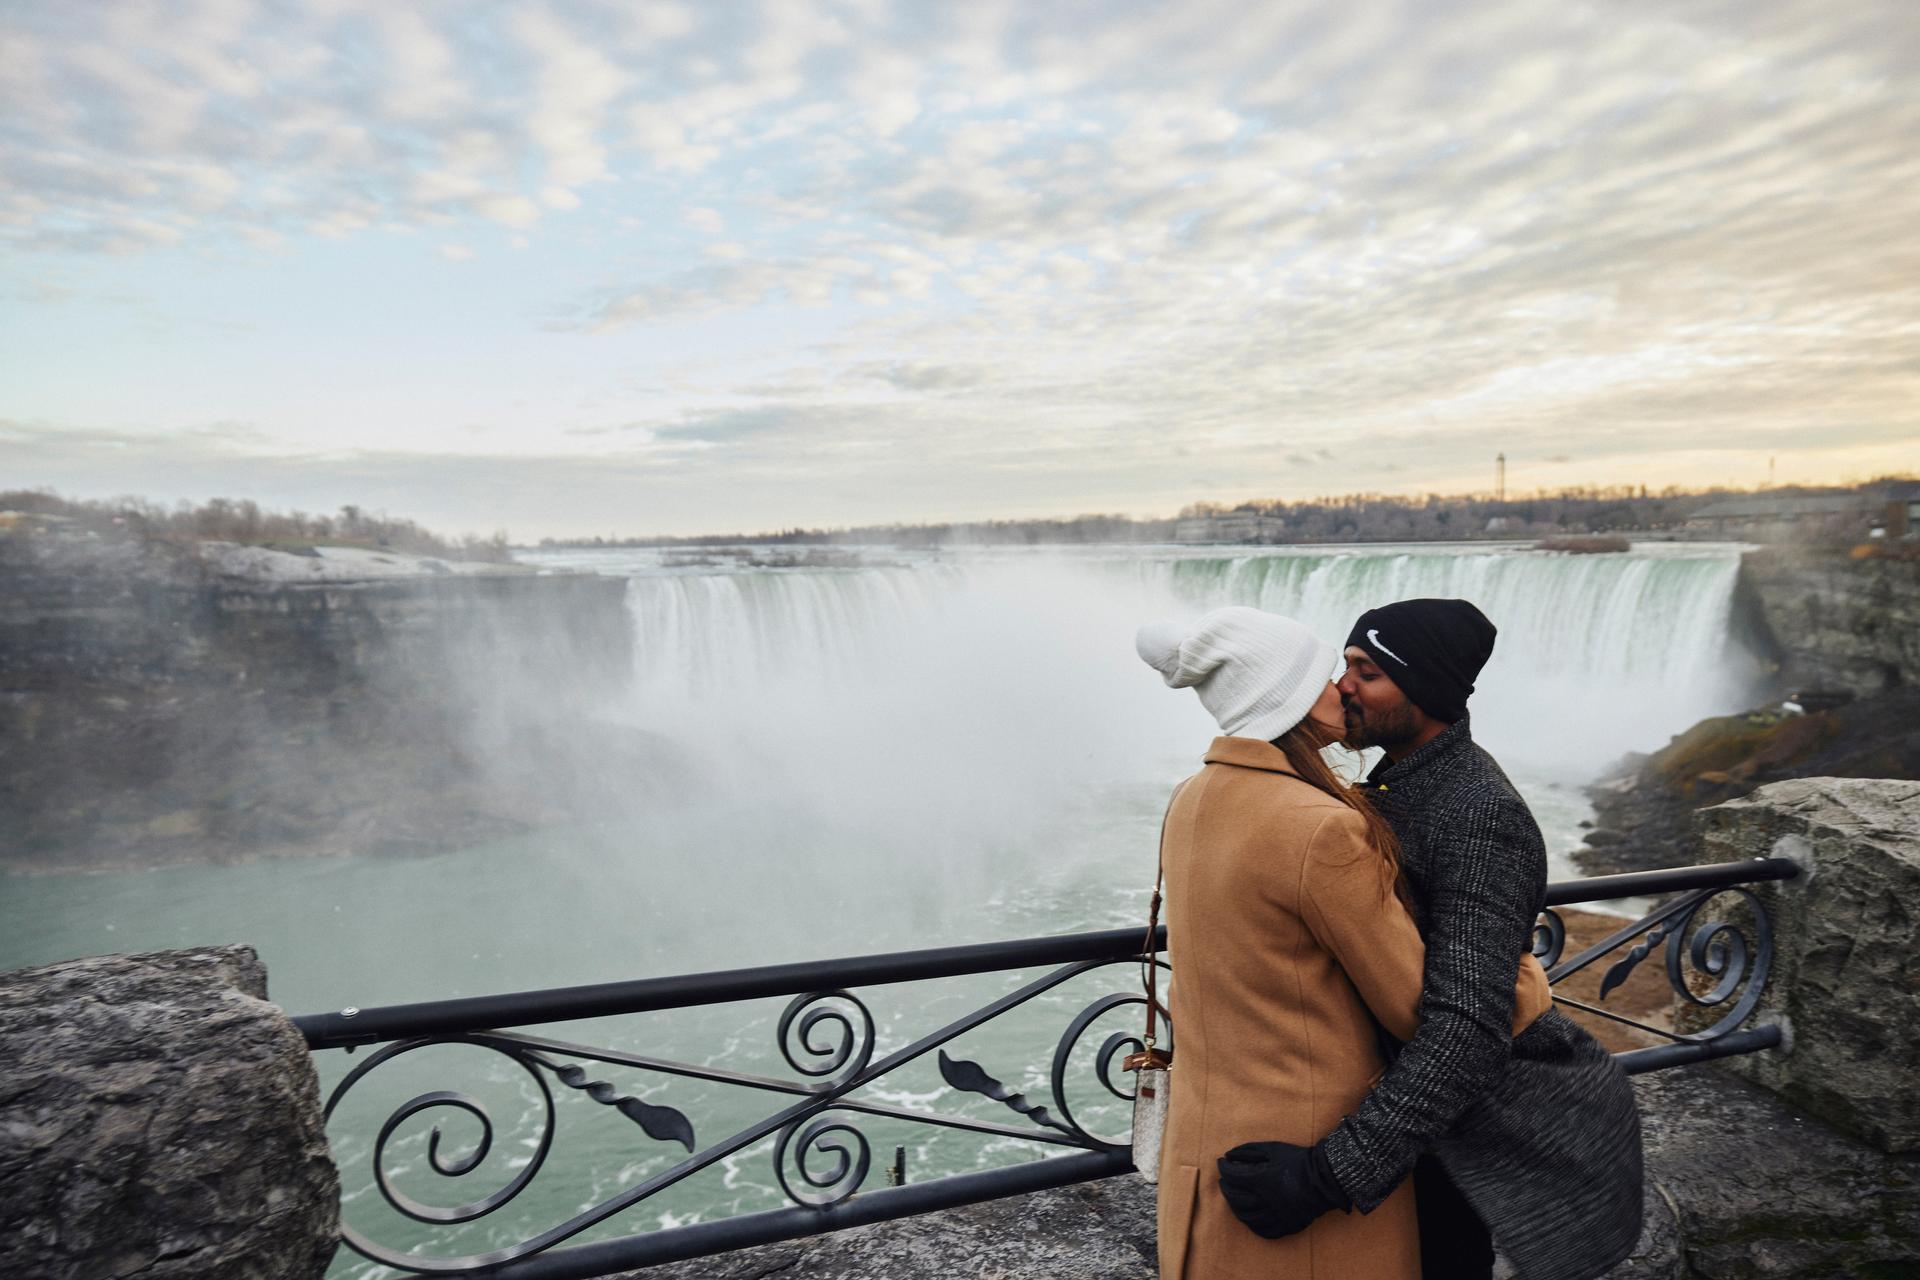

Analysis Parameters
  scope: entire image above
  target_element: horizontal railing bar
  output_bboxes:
[1543,857,1799,907]
[468,1149,1134,1280]
[296,927,1157,1050]
[295,859,1801,1050]
[1615,1024,1783,1075]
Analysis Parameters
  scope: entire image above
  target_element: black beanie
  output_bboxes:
[1344,598,1497,724]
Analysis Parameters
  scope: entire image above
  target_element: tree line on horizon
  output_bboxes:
[0,489,511,562]
[539,477,1912,549]
[6,475,1908,556]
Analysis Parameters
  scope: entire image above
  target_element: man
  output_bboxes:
[1214,598,1643,1280]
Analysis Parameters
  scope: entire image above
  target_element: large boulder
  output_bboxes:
[0,946,337,1279]
[1693,776,1920,1153]
[1580,694,1920,875]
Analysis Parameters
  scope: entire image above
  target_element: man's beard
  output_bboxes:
[1341,697,1420,751]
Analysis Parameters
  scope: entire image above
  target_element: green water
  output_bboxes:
[1,788,1166,1278]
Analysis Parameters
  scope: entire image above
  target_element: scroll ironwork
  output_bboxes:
[299,857,1796,1279]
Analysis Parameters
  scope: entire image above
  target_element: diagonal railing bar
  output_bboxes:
[480,1030,1089,1147]
[1546,887,1711,983]
[1548,993,1690,1044]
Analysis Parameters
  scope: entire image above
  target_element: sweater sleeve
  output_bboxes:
[1319,792,1549,1212]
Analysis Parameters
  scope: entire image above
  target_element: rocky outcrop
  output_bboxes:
[1579,694,1920,874]
[0,946,338,1279]
[1691,777,1920,1154]
[1737,545,1920,694]
[1627,1065,1919,1279]
[0,530,659,870]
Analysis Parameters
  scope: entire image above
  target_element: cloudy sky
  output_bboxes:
[2,0,1915,538]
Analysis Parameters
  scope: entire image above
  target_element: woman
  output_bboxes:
[1137,606,1551,1279]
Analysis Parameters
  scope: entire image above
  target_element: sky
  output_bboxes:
[2,0,1916,539]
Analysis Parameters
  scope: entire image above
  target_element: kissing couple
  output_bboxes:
[1136,598,1644,1280]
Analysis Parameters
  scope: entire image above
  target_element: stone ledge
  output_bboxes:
[619,1067,1917,1280]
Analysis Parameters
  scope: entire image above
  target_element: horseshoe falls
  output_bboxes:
[581,543,1751,890]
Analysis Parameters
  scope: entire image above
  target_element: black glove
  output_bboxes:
[1217,1140,1353,1239]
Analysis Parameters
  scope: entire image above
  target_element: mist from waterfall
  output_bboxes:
[531,542,1757,902]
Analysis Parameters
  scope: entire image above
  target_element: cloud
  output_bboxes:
[4,0,1917,532]
[650,407,794,444]
[874,363,983,392]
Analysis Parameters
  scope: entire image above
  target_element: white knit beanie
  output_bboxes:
[1135,606,1341,741]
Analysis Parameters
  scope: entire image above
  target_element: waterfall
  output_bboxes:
[612,546,1749,783]
[520,543,1755,886]
[1140,547,1751,779]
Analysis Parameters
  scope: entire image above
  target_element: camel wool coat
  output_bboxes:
[1156,737,1551,1280]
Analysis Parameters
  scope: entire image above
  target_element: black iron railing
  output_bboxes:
[296,856,1799,1279]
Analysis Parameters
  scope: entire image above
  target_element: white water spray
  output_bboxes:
[534,543,1756,888]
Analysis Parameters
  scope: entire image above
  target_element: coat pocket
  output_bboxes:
[1156,1164,1202,1280]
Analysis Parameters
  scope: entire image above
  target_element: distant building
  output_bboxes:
[1174,513,1290,544]
[1884,482,1920,539]
[1685,488,1916,541]
[0,510,79,535]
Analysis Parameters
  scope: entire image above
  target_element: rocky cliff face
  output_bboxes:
[0,530,655,870]
[1738,545,1920,693]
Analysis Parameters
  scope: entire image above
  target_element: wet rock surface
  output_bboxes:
[0,946,338,1279]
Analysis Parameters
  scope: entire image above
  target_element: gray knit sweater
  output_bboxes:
[1320,716,1644,1280]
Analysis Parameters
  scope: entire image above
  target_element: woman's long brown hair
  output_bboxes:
[1273,722,1410,908]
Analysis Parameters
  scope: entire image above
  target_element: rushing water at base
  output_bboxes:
[0,542,1756,1275]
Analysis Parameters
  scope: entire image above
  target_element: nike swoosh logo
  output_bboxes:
[1368,629,1409,665]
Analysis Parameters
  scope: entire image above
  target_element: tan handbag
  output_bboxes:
[1123,792,1176,1181]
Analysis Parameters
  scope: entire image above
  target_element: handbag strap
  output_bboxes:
[1140,781,1184,1048]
